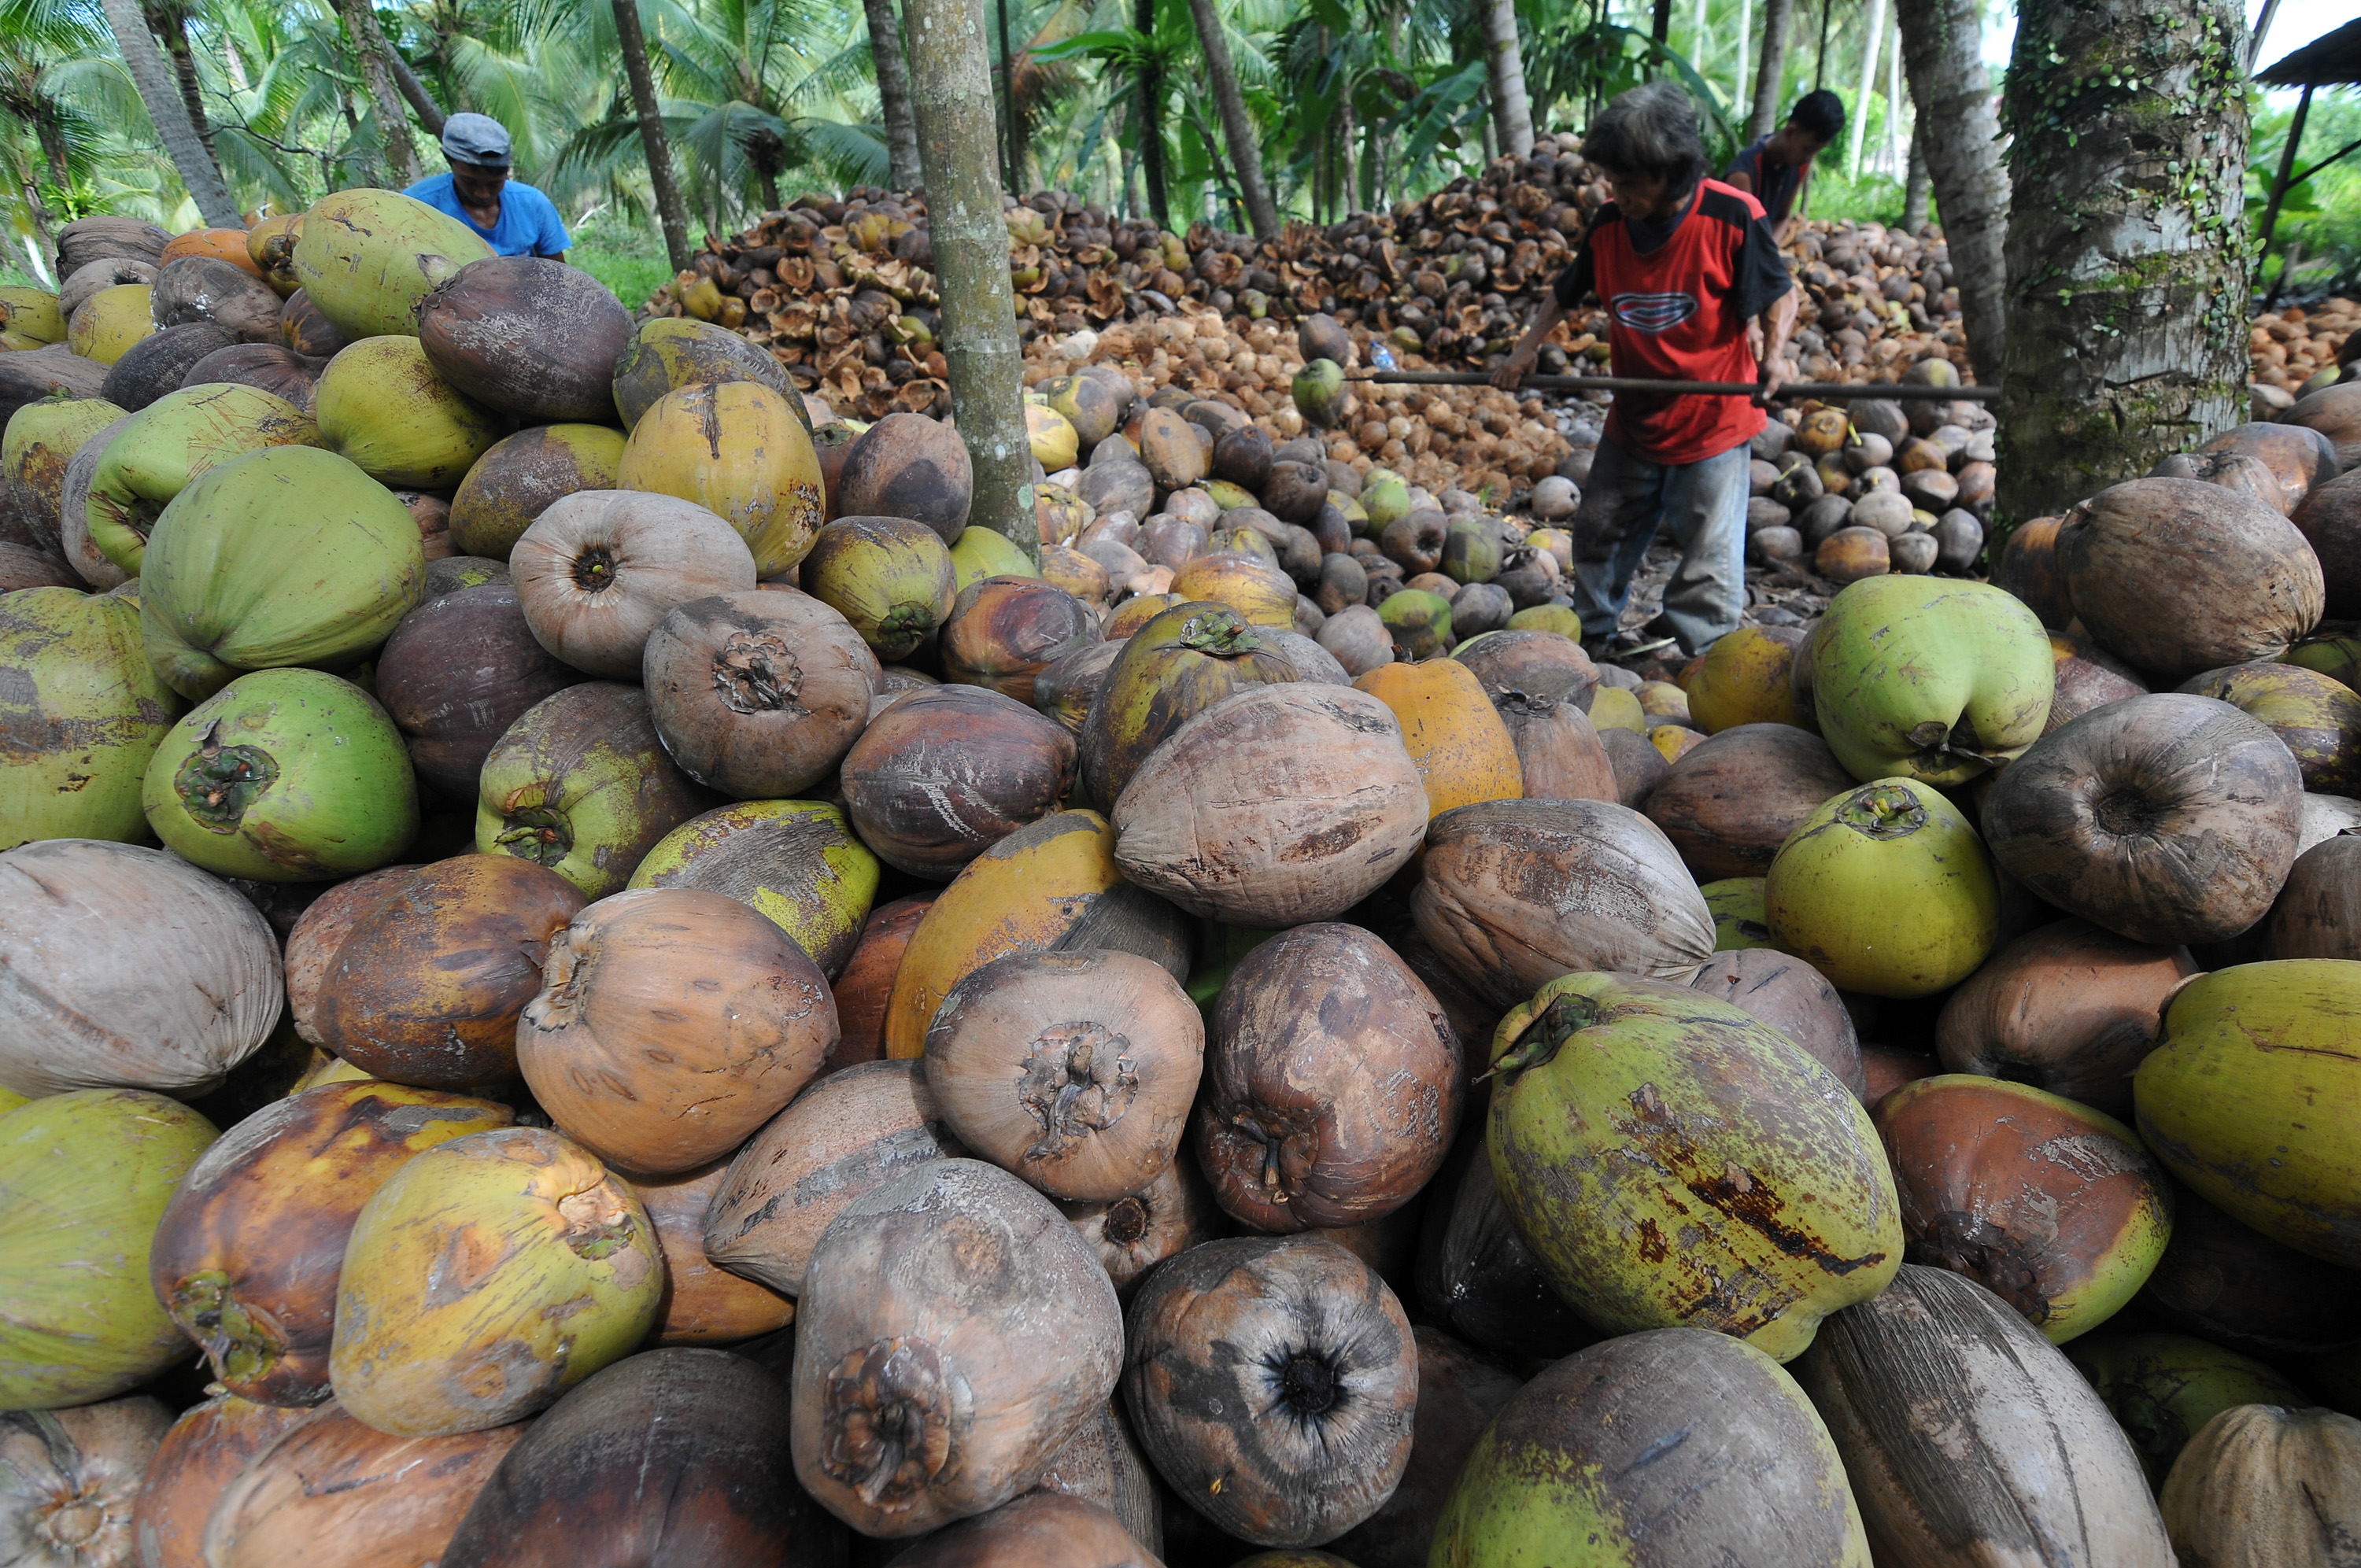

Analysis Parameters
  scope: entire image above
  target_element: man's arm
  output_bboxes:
[1753,287,1799,403]
[1490,295,1568,392]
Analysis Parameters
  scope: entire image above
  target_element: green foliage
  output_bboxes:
[570,206,674,303]
[2250,88,2361,295]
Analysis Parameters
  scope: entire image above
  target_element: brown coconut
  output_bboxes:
[280,865,422,1046]
[833,411,972,543]
[941,576,1102,703]
[416,256,632,422]
[1197,922,1460,1233]
[150,255,283,343]
[181,342,322,408]
[1059,1153,1225,1294]
[1122,1234,1417,1548]
[131,1394,318,1568]
[312,854,589,1087]
[841,684,1077,879]
[510,489,759,678]
[2,1396,172,1568]
[2189,419,2342,507]
[923,950,1201,1205]
[1111,683,1428,924]
[448,423,627,559]
[1413,797,1716,1008]
[828,893,933,1071]
[1642,722,1857,879]
[643,588,879,799]
[2055,478,2324,680]
[627,1161,796,1346]
[517,887,836,1175]
[1980,694,2304,946]
[2291,470,2361,620]
[1686,947,1868,1098]
[101,320,236,410]
[198,1406,523,1568]
[702,1059,964,1296]
[2047,632,2151,732]
[375,582,586,802]
[276,288,349,358]
[1934,917,2196,1116]
[789,1159,1123,1538]
[2262,831,2361,961]
[1491,689,1616,802]
[1328,1328,1526,1568]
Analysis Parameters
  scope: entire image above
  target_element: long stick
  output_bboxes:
[1356,369,1998,401]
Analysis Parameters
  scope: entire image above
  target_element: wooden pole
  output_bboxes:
[1356,370,2000,400]
[905,0,1039,562]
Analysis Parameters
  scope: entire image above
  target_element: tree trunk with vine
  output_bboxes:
[1893,0,2006,382]
[1995,0,2249,528]
[98,0,239,225]
[1745,0,1796,141]
[904,0,1036,561]
[390,50,449,138]
[143,2,216,166]
[1480,0,1533,158]
[612,0,694,273]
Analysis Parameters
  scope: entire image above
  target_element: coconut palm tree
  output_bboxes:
[610,0,693,267]
[96,0,238,220]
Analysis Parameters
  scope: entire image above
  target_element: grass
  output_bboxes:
[2254,90,2361,300]
[568,209,677,311]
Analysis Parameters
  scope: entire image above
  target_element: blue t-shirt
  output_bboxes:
[402,172,571,257]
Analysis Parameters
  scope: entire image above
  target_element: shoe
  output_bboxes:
[1586,629,1677,662]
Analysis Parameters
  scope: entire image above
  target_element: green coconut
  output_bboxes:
[0,588,183,850]
[313,337,504,489]
[1430,1328,1871,1566]
[949,525,1038,592]
[2134,960,2361,1268]
[290,187,495,341]
[626,799,880,977]
[1484,972,1901,1363]
[1765,777,1999,998]
[475,681,713,899]
[800,515,959,662]
[2067,1330,2314,1483]
[140,445,427,701]
[83,383,320,576]
[1292,359,1347,429]
[1810,576,2054,785]
[2,396,124,553]
[1702,876,1774,950]
[0,1089,219,1410]
[1378,588,1454,661]
[0,285,65,345]
[1440,518,1503,585]
[1360,473,1410,533]
[142,667,418,883]
[1078,600,1299,808]
[608,316,805,434]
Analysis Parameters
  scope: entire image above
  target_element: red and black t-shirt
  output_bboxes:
[1554,179,1791,465]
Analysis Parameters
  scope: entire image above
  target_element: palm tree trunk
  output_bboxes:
[1650,0,1672,43]
[331,0,423,186]
[612,0,694,273]
[1480,0,1533,158]
[1901,128,1929,229]
[1746,0,1796,141]
[144,3,216,166]
[390,50,449,138]
[1892,0,2007,389]
[1995,0,2248,527]
[1182,0,1277,238]
[97,0,240,225]
[1848,0,1883,179]
[862,0,924,192]
[1134,0,1169,231]
[903,0,1036,561]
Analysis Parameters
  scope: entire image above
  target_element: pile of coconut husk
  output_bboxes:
[2250,297,2357,411]
[1018,301,1573,504]
[637,135,1982,426]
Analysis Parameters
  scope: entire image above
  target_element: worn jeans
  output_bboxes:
[1568,435,1752,655]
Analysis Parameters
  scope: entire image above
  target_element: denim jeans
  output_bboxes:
[1568,435,1753,655]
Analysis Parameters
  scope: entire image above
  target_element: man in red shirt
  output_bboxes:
[1494,82,1799,659]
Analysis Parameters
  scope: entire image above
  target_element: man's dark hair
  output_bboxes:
[1790,89,1846,142]
[1582,82,1706,193]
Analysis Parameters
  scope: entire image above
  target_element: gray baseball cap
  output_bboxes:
[442,112,512,168]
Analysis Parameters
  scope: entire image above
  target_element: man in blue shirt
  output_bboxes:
[404,113,571,261]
